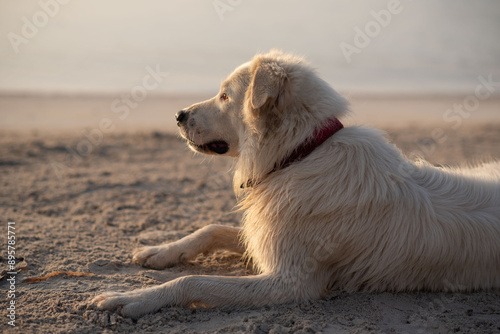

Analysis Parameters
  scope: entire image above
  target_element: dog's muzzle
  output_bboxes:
[174,110,230,155]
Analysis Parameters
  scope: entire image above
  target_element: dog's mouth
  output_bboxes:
[188,140,229,155]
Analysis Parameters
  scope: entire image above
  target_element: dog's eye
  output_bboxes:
[220,93,229,101]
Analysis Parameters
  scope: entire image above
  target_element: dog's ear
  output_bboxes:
[249,61,287,110]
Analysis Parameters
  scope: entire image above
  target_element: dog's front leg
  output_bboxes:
[92,273,299,319]
[133,225,244,269]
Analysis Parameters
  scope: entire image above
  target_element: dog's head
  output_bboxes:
[175,60,251,157]
[176,50,349,159]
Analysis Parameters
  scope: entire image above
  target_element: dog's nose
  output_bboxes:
[175,110,187,126]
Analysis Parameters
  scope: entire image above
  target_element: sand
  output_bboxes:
[1,95,500,333]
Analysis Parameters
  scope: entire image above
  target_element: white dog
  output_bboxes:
[93,50,500,319]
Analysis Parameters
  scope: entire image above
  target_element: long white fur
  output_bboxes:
[92,50,500,319]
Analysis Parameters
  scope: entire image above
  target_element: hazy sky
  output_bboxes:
[1,0,499,94]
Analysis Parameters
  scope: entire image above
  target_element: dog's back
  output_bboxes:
[402,159,500,291]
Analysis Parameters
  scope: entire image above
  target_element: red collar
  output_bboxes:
[243,117,343,188]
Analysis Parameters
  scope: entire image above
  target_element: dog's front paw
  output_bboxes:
[133,242,193,269]
[91,290,162,319]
